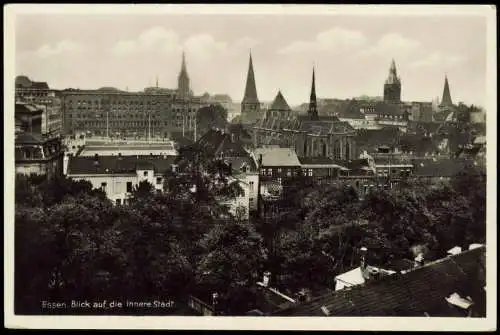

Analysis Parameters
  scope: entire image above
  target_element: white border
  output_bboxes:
[4,4,497,331]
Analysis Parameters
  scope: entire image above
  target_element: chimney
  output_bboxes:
[414,253,424,268]
[262,271,271,287]
[360,247,368,270]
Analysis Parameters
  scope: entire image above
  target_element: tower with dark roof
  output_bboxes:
[383,59,401,103]
[439,75,453,107]
[308,66,319,120]
[177,51,190,99]
[241,52,260,119]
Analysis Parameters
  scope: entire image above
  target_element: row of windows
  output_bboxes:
[66,113,193,120]
[260,168,294,177]
[67,121,185,127]
[101,176,163,192]
[66,99,198,107]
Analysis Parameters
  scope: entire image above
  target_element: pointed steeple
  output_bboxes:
[308,66,318,120]
[178,51,190,98]
[440,75,453,107]
[385,59,400,85]
[270,90,291,111]
[242,51,259,104]
[383,58,401,103]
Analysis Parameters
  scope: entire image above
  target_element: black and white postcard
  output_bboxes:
[4,4,497,331]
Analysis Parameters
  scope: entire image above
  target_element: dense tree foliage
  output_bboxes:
[196,104,228,136]
[14,157,486,315]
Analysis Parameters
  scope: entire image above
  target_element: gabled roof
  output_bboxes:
[273,246,486,316]
[298,156,337,165]
[196,129,249,157]
[67,155,177,175]
[254,147,301,167]
[269,91,291,111]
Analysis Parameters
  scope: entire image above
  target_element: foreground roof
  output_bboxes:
[273,246,486,316]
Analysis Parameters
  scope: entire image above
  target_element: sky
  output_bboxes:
[15,9,488,107]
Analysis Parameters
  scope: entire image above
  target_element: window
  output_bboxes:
[308,169,313,177]
[156,177,162,185]
[116,199,121,206]
[143,171,148,177]
[287,169,292,177]
[277,178,282,185]
[101,182,107,192]
[277,168,282,174]
[126,182,133,193]
[267,168,273,176]
[249,181,254,192]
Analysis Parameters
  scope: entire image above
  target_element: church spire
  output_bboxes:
[383,58,401,103]
[242,51,259,104]
[385,58,400,85]
[308,66,318,120]
[440,74,453,107]
[178,51,190,98]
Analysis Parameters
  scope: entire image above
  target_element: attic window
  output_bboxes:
[143,171,148,177]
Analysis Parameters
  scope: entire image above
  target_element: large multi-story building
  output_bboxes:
[15,102,64,180]
[15,75,63,135]
[60,54,209,139]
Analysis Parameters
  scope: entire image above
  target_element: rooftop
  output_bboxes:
[67,155,177,175]
[269,91,292,111]
[196,129,249,157]
[273,246,486,316]
[254,147,301,167]
[411,158,477,177]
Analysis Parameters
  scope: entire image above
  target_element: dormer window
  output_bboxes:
[143,171,148,177]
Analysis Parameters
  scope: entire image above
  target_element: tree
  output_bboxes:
[129,180,155,204]
[195,221,267,314]
[196,104,228,136]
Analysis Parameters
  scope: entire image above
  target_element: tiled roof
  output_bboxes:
[15,102,44,115]
[225,156,258,173]
[15,132,45,144]
[254,147,301,167]
[196,129,249,157]
[31,81,49,89]
[337,99,366,119]
[298,156,337,165]
[411,158,476,177]
[269,91,291,111]
[273,247,486,316]
[67,155,177,175]
[300,120,354,135]
[355,128,400,152]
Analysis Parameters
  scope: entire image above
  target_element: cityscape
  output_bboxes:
[9,5,492,329]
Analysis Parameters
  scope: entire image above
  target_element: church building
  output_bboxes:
[252,66,357,161]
